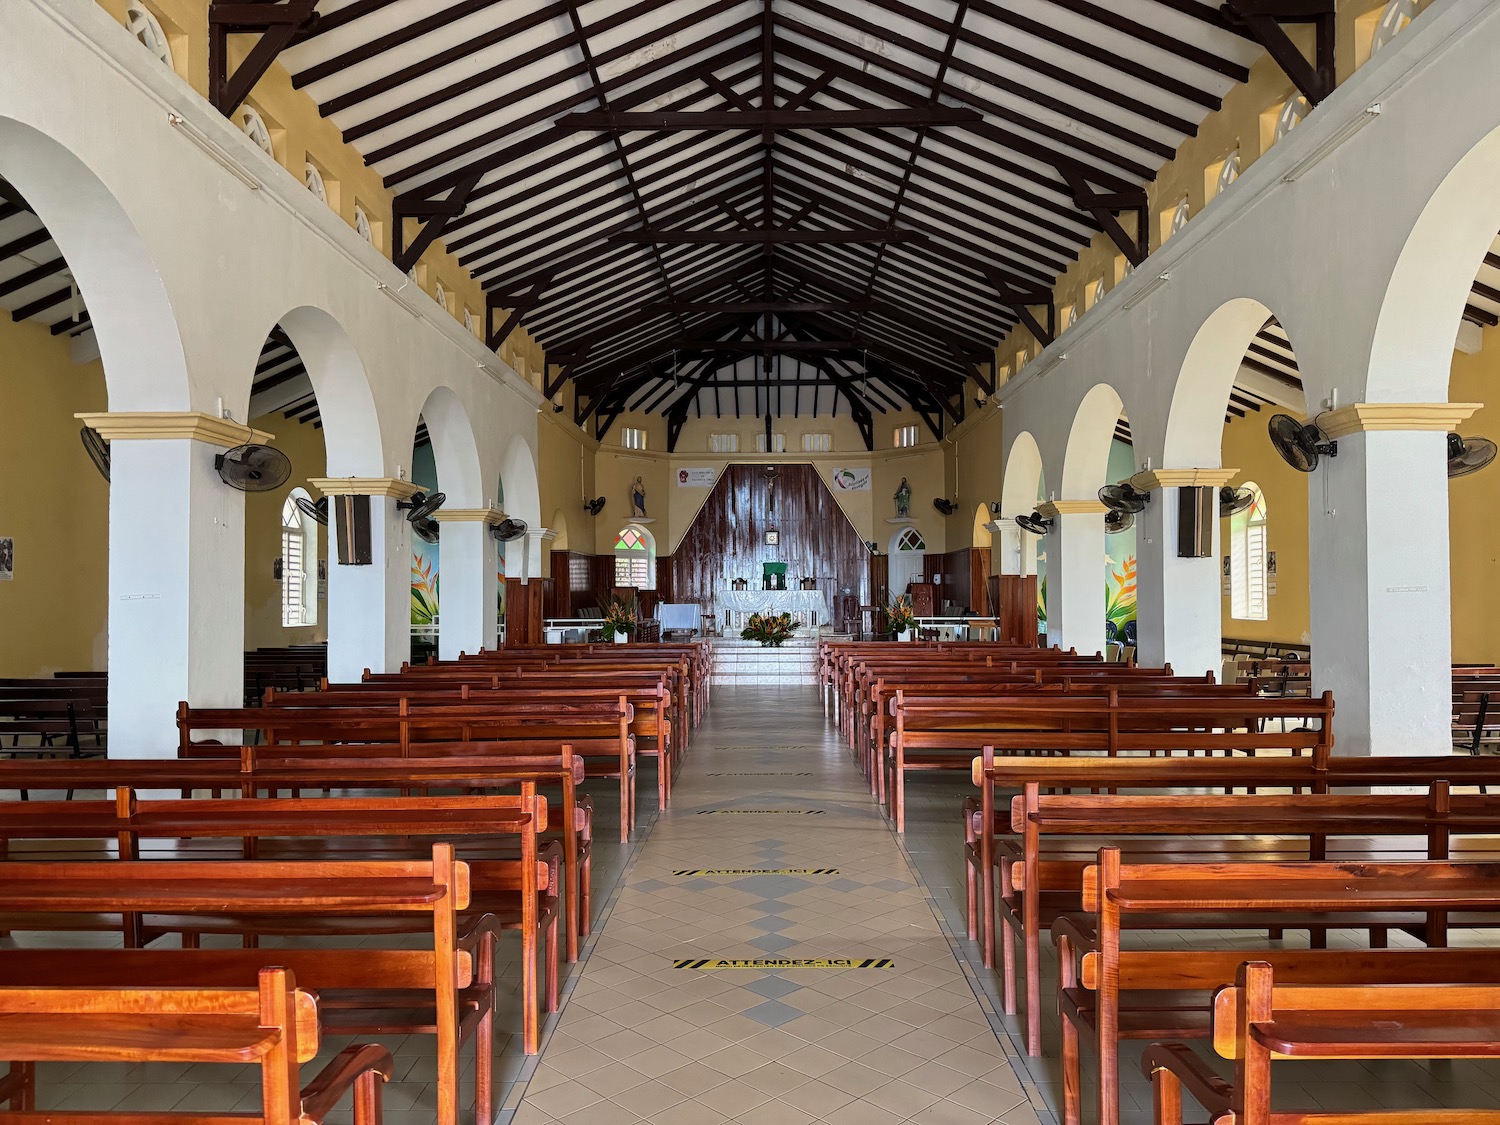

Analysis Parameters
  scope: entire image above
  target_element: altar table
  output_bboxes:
[719,589,828,628]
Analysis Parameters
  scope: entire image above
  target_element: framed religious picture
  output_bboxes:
[766,530,780,546]
[0,536,12,581]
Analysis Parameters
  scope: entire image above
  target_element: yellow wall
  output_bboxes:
[1449,342,1500,664]
[1219,411,1313,646]
[0,318,109,675]
[243,409,328,650]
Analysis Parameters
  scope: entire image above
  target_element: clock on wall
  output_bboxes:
[766,530,780,546]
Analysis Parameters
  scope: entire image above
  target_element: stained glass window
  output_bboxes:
[614,525,655,589]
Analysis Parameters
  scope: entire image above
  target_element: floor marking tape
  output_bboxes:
[671,868,839,876]
[706,772,815,777]
[696,809,825,815]
[673,957,894,970]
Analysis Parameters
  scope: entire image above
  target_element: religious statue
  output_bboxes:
[894,477,912,518]
[630,476,647,518]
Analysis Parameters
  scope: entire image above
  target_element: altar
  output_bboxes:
[718,588,828,628]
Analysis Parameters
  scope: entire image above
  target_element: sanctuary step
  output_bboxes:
[710,636,820,686]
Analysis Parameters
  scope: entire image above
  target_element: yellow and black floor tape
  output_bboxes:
[671,868,839,876]
[673,957,894,970]
[696,809,826,815]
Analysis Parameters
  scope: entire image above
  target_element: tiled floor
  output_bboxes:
[508,686,1037,1125]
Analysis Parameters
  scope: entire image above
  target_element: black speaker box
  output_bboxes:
[1177,485,1214,559]
[335,494,373,566]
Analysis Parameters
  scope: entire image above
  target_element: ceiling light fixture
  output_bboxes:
[167,112,261,191]
[1122,273,1170,311]
[1283,104,1381,183]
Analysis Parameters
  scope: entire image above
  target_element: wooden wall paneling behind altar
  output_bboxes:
[667,464,870,632]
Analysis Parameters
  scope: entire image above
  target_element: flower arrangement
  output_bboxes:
[599,595,637,640]
[741,611,803,647]
[887,593,916,636]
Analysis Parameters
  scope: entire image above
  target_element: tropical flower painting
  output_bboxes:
[1105,554,1138,643]
[411,550,439,626]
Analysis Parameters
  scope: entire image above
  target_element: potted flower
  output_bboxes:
[600,596,636,644]
[888,594,916,641]
[741,610,803,648]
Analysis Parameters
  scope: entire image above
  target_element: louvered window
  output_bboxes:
[1230,483,1268,621]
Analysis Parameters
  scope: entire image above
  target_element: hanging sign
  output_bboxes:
[1266,551,1278,596]
[675,467,717,487]
[831,467,872,491]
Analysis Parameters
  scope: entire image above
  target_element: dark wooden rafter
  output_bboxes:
[208,0,320,116]
[266,0,1272,418]
[1221,0,1337,105]
[1055,161,1150,267]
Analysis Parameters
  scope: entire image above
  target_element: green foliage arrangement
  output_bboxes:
[887,593,916,636]
[741,611,802,647]
[600,595,637,640]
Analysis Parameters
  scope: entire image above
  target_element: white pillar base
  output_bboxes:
[1040,502,1107,657]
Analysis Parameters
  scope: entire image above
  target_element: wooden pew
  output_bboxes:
[0,966,393,1125]
[1072,849,1500,1125]
[0,744,595,965]
[1142,961,1500,1125]
[0,848,480,1125]
[178,699,638,842]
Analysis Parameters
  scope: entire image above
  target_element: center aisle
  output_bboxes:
[512,685,1038,1125]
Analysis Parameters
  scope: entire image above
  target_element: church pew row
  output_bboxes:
[0,848,480,1125]
[1071,851,1500,1125]
[178,698,638,842]
[0,966,392,1125]
[1141,961,1500,1125]
[304,675,679,808]
[0,793,557,1075]
[0,745,594,965]
[886,691,1334,831]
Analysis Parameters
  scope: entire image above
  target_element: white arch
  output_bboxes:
[415,386,483,507]
[500,434,542,525]
[1061,384,1126,498]
[1000,431,1045,516]
[0,116,188,410]
[273,307,384,477]
[550,507,571,553]
[1164,297,1283,468]
[1369,120,1500,403]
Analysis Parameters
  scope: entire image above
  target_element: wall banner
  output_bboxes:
[830,467,872,492]
[675,467,718,487]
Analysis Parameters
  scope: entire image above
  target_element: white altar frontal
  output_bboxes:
[718,589,828,628]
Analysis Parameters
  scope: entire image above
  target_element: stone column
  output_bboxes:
[78,412,261,759]
[1129,468,1238,677]
[1037,499,1108,656]
[432,506,503,658]
[308,476,418,683]
[1308,402,1477,756]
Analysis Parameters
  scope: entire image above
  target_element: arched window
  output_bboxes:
[126,2,173,68]
[1274,96,1311,143]
[281,490,317,627]
[354,205,374,245]
[434,281,449,313]
[237,106,274,157]
[304,162,328,204]
[1372,0,1422,55]
[1216,149,1241,196]
[614,524,655,590]
[1169,196,1191,237]
[1229,483,1268,621]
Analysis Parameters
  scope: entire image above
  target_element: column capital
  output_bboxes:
[432,505,506,523]
[307,476,423,500]
[1319,402,1480,438]
[1037,499,1108,518]
[1128,467,1239,492]
[526,527,559,543]
[76,411,271,448]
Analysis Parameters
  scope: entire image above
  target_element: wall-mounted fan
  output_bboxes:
[398,490,445,522]
[79,426,110,482]
[933,498,958,516]
[1219,485,1255,517]
[1268,413,1337,473]
[584,496,606,515]
[1098,483,1150,514]
[412,516,440,545]
[491,518,528,543]
[295,495,329,526]
[1014,511,1053,535]
[215,444,292,492]
[1448,432,1497,478]
[1105,508,1134,535]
